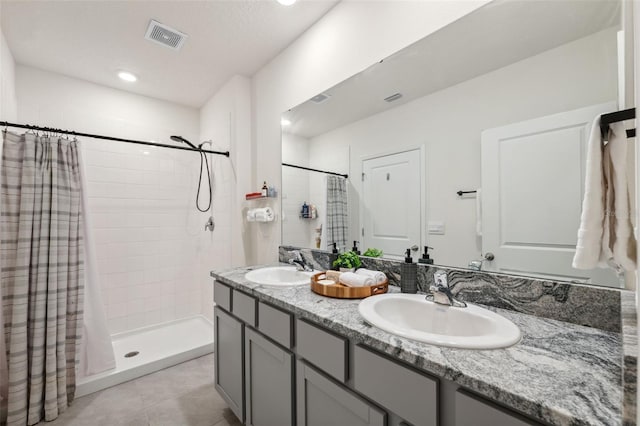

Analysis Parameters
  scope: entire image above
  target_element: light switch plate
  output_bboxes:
[428,221,445,235]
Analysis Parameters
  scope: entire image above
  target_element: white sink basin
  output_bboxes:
[245,266,314,286]
[359,294,521,349]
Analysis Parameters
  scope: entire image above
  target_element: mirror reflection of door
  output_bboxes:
[362,149,422,258]
[481,102,621,287]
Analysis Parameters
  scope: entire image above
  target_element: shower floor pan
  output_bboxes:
[76,315,214,397]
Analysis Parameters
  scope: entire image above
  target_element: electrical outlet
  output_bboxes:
[428,221,445,235]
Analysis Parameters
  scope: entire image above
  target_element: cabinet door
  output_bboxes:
[297,360,386,426]
[214,307,244,423]
[245,328,294,426]
[455,390,540,426]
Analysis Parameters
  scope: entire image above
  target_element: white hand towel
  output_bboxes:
[246,209,256,222]
[355,268,387,284]
[573,116,637,271]
[339,272,373,287]
[573,116,606,269]
[604,121,636,271]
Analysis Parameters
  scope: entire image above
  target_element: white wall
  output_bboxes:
[0,21,17,121]
[307,27,618,269]
[252,0,489,263]
[199,74,251,320]
[16,66,205,334]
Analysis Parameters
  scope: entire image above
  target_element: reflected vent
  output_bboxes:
[145,20,188,50]
[384,93,403,102]
[310,93,331,104]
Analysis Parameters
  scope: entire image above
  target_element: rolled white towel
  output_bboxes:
[355,268,387,284]
[246,209,256,222]
[339,272,373,287]
[254,207,275,222]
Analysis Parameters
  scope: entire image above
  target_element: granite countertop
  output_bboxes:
[211,265,624,426]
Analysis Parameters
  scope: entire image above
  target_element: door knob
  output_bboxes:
[484,252,495,261]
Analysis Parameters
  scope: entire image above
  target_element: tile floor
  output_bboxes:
[44,354,241,426]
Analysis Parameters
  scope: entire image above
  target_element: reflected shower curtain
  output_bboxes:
[325,175,348,251]
[1,131,84,425]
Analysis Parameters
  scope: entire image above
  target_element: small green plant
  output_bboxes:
[332,250,362,270]
[362,248,383,258]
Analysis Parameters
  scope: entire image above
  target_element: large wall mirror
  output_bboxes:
[281,0,629,288]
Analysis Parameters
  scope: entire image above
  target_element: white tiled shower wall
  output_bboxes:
[281,132,314,248]
[15,66,231,333]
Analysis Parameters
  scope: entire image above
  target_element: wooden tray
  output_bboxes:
[310,272,388,299]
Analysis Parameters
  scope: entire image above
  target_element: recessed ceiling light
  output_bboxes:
[281,119,292,126]
[277,0,297,5]
[118,71,137,82]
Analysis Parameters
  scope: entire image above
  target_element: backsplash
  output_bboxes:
[279,245,624,333]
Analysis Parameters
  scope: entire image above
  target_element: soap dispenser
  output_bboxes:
[330,242,338,254]
[329,242,339,268]
[352,241,360,255]
[401,248,417,294]
[418,246,434,265]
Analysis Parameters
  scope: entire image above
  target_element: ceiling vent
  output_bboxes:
[384,93,403,103]
[310,93,331,104]
[145,20,188,51]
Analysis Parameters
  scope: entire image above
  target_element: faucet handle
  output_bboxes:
[287,250,302,261]
[433,270,448,288]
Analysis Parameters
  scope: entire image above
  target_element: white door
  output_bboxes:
[362,149,422,258]
[481,102,620,286]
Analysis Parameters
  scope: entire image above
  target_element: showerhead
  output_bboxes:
[170,135,197,150]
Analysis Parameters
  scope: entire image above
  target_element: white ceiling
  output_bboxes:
[0,0,338,108]
[283,0,620,139]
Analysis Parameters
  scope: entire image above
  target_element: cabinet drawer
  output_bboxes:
[455,390,540,426]
[258,301,293,348]
[295,318,348,382]
[232,290,257,326]
[213,281,231,311]
[353,345,438,426]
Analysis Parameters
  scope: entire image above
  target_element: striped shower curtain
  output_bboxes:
[325,175,349,251]
[1,131,84,425]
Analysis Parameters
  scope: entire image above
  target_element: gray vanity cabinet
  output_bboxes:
[244,328,294,426]
[353,345,438,426]
[214,306,244,423]
[296,360,386,426]
[213,279,545,426]
[454,390,540,426]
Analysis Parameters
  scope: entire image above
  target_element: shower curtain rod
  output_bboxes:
[282,162,348,178]
[0,121,230,157]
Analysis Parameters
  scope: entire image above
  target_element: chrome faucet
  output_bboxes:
[288,251,313,272]
[468,260,483,271]
[428,270,467,308]
[468,252,494,271]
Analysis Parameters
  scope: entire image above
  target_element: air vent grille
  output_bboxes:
[145,20,188,51]
[310,93,331,104]
[384,93,403,103]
